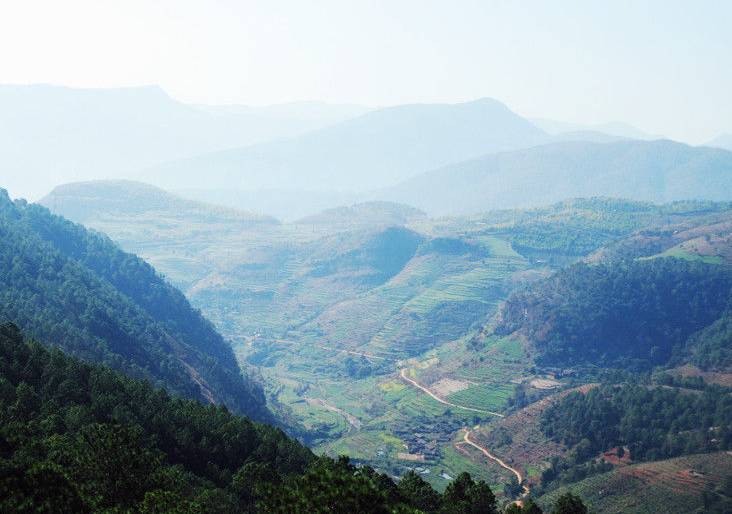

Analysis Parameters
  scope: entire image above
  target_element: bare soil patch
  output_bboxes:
[672,364,732,387]
[529,378,561,390]
[431,377,471,396]
[397,452,426,462]
[471,384,597,485]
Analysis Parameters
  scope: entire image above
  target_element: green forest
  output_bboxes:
[538,383,732,488]
[0,191,267,420]
[497,258,732,369]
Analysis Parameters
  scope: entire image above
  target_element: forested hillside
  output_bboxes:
[542,383,732,462]
[0,189,268,420]
[496,258,732,370]
[0,323,310,512]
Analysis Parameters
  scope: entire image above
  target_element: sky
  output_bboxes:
[1,0,730,143]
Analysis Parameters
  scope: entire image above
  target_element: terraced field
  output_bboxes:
[39,187,732,509]
[446,383,515,412]
[71,215,557,495]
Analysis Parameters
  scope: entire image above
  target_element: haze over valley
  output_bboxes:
[2,1,732,512]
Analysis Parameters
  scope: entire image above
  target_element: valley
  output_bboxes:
[4,4,732,512]
[41,181,732,509]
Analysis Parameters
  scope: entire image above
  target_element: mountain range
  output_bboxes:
[378,139,732,215]
[140,97,551,192]
[7,84,732,223]
[0,84,369,200]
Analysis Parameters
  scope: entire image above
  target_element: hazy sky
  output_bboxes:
[1,0,730,143]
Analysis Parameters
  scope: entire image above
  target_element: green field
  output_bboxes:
[447,383,514,411]
[70,211,544,494]
[652,246,724,264]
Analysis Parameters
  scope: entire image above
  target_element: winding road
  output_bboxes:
[462,428,529,495]
[399,367,528,496]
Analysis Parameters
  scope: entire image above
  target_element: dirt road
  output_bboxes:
[398,368,528,495]
[462,428,529,495]
[304,397,362,430]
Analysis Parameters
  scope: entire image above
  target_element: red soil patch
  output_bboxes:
[619,463,711,494]
[672,364,732,387]
[470,384,598,483]
[602,446,632,466]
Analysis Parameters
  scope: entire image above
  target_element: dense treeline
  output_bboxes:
[0,322,310,512]
[496,258,732,370]
[0,323,589,513]
[0,189,267,419]
[506,198,660,258]
[686,313,732,370]
[538,383,732,487]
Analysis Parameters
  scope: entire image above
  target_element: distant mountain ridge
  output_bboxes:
[531,118,660,140]
[378,139,732,215]
[141,97,552,192]
[0,84,369,200]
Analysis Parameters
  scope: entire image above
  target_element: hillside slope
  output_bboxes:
[495,258,732,370]
[0,188,268,420]
[40,180,277,225]
[0,324,521,513]
[589,205,732,264]
[537,452,732,514]
[0,322,311,512]
[380,140,732,215]
[295,201,426,230]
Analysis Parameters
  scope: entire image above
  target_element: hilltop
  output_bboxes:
[295,201,426,229]
[40,180,277,224]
